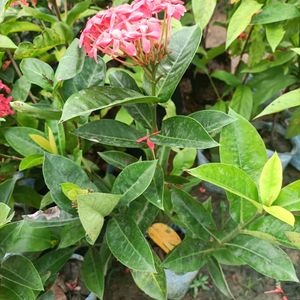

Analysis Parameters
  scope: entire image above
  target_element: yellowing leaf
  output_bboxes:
[259,152,282,206]
[29,134,52,153]
[263,205,295,226]
[47,126,58,154]
[147,223,182,254]
[285,231,300,248]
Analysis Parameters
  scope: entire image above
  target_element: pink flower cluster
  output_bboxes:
[0,81,14,118]
[80,0,186,66]
[11,0,37,7]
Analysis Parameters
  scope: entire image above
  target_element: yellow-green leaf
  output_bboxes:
[263,205,295,226]
[47,126,58,154]
[29,134,52,153]
[285,231,300,248]
[61,182,89,202]
[259,153,282,206]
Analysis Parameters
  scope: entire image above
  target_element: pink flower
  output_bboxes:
[79,0,186,66]
[136,131,160,151]
[0,80,14,118]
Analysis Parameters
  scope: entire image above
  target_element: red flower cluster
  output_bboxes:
[80,0,186,66]
[10,0,37,7]
[0,80,14,118]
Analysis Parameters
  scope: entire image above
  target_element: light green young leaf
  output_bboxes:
[259,153,282,206]
[230,86,253,120]
[60,182,89,202]
[265,23,285,52]
[263,205,295,227]
[77,193,120,244]
[192,0,216,29]
[171,148,196,176]
[255,89,300,118]
[274,180,300,211]
[226,0,262,48]
[0,203,13,227]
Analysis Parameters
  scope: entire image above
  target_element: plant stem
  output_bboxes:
[206,71,222,101]
[0,153,22,161]
[6,49,37,104]
[64,0,68,18]
[50,0,62,21]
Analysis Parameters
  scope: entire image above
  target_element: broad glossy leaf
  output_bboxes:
[192,0,216,29]
[220,110,267,221]
[106,217,156,272]
[0,34,17,49]
[11,102,61,120]
[252,3,300,24]
[151,116,218,149]
[171,148,196,176]
[211,70,240,87]
[143,165,164,209]
[62,56,106,100]
[13,185,41,208]
[227,235,298,282]
[112,160,157,206]
[243,51,296,74]
[188,163,260,209]
[162,238,207,273]
[81,244,111,299]
[0,203,13,227]
[189,110,235,135]
[19,7,57,24]
[255,88,300,118]
[0,280,35,300]
[43,153,96,213]
[0,287,21,300]
[10,77,31,102]
[75,119,144,148]
[274,180,300,211]
[0,255,43,290]
[0,21,41,35]
[230,86,253,120]
[109,69,140,91]
[0,176,18,205]
[266,23,285,52]
[60,86,159,122]
[131,257,167,300]
[4,127,45,156]
[226,0,262,47]
[20,58,54,91]
[263,205,295,226]
[259,153,282,206]
[171,188,215,240]
[77,192,120,244]
[14,28,65,60]
[155,25,202,102]
[55,39,85,82]
[207,258,234,299]
[98,151,138,170]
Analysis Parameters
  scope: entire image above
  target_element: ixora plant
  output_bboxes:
[1,0,300,299]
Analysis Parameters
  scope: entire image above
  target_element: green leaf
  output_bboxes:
[106,217,156,272]
[189,110,235,135]
[4,127,45,156]
[274,180,300,211]
[155,25,202,102]
[109,69,140,91]
[10,76,31,102]
[19,7,57,24]
[0,279,35,300]
[66,0,91,25]
[266,23,285,52]
[81,244,111,300]
[259,153,282,206]
[60,86,160,122]
[227,235,298,282]
[112,160,157,206]
[55,39,85,82]
[0,255,43,290]
[207,258,234,299]
[226,0,262,48]
[255,88,300,118]
[11,102,61,120]
[171,188,215,240]
[162,238,207,273]
[292,48,300,55]
[252,3,300,24]
[131,257,167,300]
[171,148,196,176]
[188,163,261,209]
[287,107,300,138]
[0,34,17,49]
[151,116,218,149]
[0,176,18,205]
[143,165,164,209]
[74,119,144,148]
[211,70,240,87]
[62,56,106,100]
[77,192,120,244]
[14,28,65,60]
[20,58,54,91]
[0,203,13,227]
[192,0,216,29]
[43,153,96,213]
[98,151,138,170]
[230,86,253,120]
[0,21,42,35]
[0,287,21,300]
[263,205,295,227]
[242,51,296,74]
